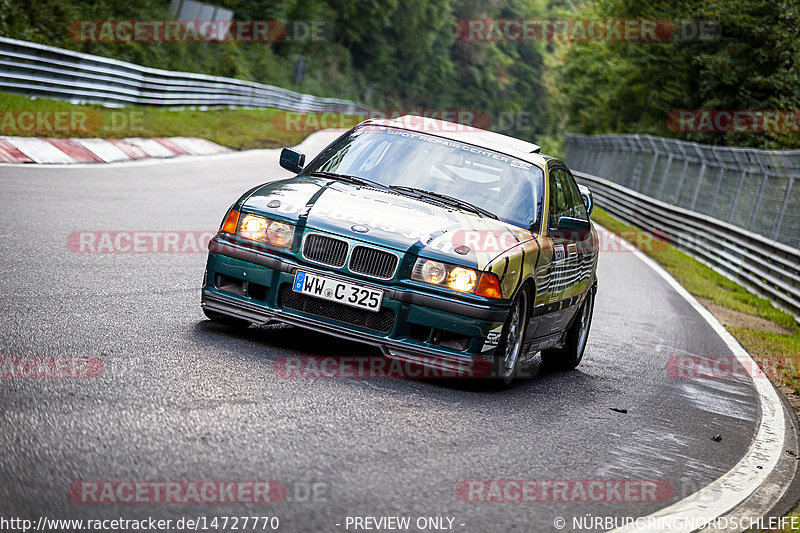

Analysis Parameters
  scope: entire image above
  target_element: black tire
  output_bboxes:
[543,288,595,370]
[490,287,530,387]
[203,308,251,329]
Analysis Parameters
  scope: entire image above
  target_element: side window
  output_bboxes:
[561,169,588,220]
[548,169,569,229]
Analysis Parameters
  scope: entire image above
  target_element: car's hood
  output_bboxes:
[240,176,535,268]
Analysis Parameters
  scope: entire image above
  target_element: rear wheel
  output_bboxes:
[543,288,594,370]
[491,288,529,387]
[203,308,251,329]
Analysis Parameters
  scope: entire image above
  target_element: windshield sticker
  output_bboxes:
[379,127,531,167]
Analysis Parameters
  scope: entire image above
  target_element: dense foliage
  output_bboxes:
[555,0,800,149]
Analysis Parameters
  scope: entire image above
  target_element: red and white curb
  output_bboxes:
[0,136,229,164]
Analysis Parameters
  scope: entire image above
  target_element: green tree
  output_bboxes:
[555,0,800,149]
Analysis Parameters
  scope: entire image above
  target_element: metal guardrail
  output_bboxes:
[572,170,800,321]
[566,133,800,319]
[0,36,368,112]
[566,134,800,250]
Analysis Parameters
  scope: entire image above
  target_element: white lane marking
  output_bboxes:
[599,224,787,532]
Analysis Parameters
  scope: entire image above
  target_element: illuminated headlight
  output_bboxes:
[240,214,269,240]
[449,267,478,292]
[237,213,295,248]
[411,258,478,293]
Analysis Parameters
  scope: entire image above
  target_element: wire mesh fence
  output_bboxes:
[565,134,800,249]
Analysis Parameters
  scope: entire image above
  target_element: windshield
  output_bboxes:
[302,126,544,230]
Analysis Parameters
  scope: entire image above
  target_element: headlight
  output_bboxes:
[412,258,478,293]
[267,221,294,247]
[221,211,295,248]
[420,259,448,284]
[240,214,269,241]
[449,267,477,292]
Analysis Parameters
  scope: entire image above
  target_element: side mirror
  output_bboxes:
[280,148,305,173]
[551,217,592,248]
[556,216,591,234]
[578,184,593,217]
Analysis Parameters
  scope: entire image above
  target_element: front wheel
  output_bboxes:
[543,288,595,370]
[491,288,529,387]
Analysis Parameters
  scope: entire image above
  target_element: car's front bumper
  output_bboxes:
[202,238,510,377]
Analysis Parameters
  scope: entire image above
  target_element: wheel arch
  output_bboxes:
[514,276,537,317]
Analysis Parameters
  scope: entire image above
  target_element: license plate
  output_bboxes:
[292,270,383,312]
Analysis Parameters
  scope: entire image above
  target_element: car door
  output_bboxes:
[560,167,594,299]
[533,165,587,338]
[531,165,571,338]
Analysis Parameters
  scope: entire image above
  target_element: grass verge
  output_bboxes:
[592,208,799,533]
[0,91,311,149]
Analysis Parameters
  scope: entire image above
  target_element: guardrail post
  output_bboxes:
[591,144,604,174]
[689,161,707,211]
[773,177,794,243]
[628,136,643,190]
[581,142,592,171]
[727,170,747,223]
[579,141,590,170]
[746,158,770,232]
[656,155,674,201]
[708,166,725,215]
[672,142,691,205]
[641,136,661,195]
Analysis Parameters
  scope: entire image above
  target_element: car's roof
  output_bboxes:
[362,115,551,167]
